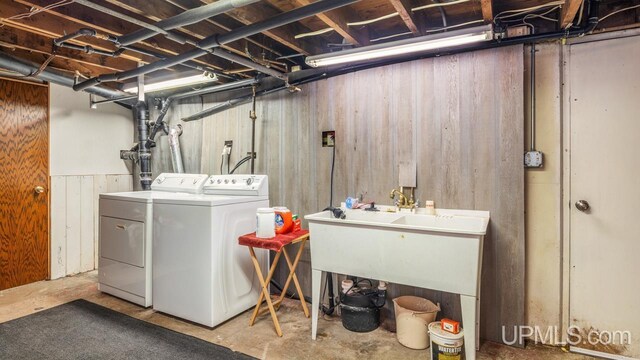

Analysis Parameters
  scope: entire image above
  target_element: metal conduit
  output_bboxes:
[73,0,360,92]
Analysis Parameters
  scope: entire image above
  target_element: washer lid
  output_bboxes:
[153,194,268,207]
[100,191,200,204]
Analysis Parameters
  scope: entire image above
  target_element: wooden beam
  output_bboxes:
[102,0,271,62]
[286,0,368,45]
[0,25,138,73]
[12,0,229,72]
[0,48,114,79]
[480,0,493,24]
[560,0,583,28]
[198,0,324,55]
[389,0,420,35]
[166,0,289,60]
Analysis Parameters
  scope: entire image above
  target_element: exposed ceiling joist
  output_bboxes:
[166,0,288,59]
[560,0,583,28]
[199,0,324,55]
[388,0,421,35]
[0,26,138,73]
[480,0,493,23]
[289,0,369,45]
[12,0,228,72]
[102,0,272,63]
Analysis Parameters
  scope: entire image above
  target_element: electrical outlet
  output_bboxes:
[322,131,335,147]
[223,140,233,155]
[524,151,543,168]
[246,152,257,159]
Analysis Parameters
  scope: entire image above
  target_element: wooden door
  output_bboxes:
[0,79,50,290]
[568,36,640,359]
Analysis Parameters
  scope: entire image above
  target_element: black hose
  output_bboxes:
[229,155,252,174]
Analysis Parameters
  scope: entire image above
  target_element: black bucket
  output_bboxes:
[340,284,385,332]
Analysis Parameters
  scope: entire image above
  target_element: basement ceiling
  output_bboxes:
[0,0,638,92]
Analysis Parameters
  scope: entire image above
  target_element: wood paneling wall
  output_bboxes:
[150,45,525,344]
[50,174,132,279]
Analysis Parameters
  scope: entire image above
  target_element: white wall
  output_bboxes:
[50,84,133,176]
[49,84,134,279]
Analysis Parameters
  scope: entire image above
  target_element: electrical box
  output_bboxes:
[322,131,335,147]
[524,151,543,168]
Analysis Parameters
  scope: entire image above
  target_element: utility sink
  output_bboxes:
[306,207,489,235]
[305,206,490,360]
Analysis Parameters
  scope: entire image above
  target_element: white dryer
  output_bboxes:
[98,173,208,307]
[152,174,269,327]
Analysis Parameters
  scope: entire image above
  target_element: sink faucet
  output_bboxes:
[389,187,416,210]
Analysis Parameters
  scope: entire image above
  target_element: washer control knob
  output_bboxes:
[209,179,214,184]
[231,179,236,184]
[217,179,222,184]
[224,179,229,184]
[246,178,253,185]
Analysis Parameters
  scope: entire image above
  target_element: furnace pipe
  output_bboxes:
[134,101,153,190]
[73,0,360,91]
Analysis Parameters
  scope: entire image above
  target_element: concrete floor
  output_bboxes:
[0,272,594,360]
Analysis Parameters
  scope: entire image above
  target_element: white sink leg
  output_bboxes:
[460,294,478,360]
[311,269,323,340]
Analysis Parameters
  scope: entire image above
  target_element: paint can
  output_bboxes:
[428,321,464,360]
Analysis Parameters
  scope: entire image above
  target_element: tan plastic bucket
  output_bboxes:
[393,296,440,349]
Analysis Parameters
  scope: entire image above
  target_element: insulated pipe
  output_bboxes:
[117,0,261,46]
[0,52,127,99]
[73,0,360,91]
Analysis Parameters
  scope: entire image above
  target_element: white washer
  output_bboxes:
[152,174,269,327]
[98,173,208,307]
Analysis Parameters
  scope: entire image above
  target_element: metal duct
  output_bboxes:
[0,52,127,99]
[117,0,261,46]
[73,0,360,91]
[168,125,185,173]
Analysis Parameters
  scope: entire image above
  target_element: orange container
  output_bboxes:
[441,318,460,334]
[274,207,293,234]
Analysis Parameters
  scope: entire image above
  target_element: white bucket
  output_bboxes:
[428,321,464,360]
[393,296,440,349]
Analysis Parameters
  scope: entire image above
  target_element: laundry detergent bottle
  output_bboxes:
[274,207,293,234]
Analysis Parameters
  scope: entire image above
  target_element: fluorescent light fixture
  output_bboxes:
[123,72,218,93]
[306,25,493,67]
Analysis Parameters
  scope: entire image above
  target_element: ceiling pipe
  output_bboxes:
[73,0,360,92]
[183,0,602,121]
[211,50,287,80]
[0,51,127,100]
[117,0,261,46]
[147,77,260,148]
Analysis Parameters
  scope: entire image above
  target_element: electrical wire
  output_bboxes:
[493,0,565,24]
[348,12,400,26]
[411,0,470,12]
[329,144,335,207]
[425,19,485,33]
[294,27,335,39]
[597,4,640,25]
[370,31,413,42]
[0,0,75,26]
[219,154,224,175]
